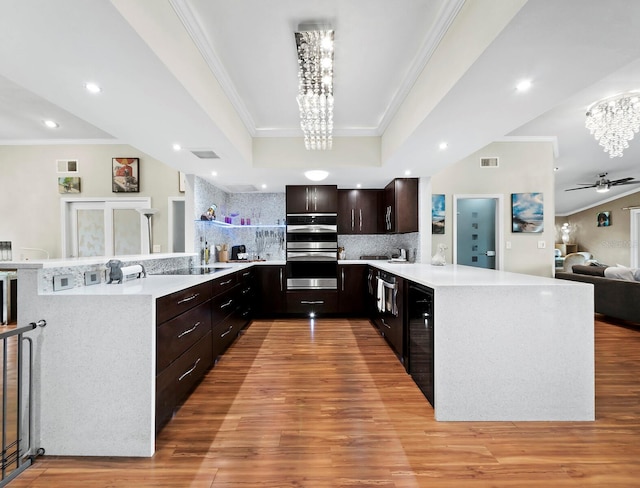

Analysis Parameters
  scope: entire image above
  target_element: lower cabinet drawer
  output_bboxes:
[157,300,211,371]
[212,311,242,359]
[156,332,213,431]
[286,291,338,314]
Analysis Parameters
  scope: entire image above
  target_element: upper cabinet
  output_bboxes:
[384,178,418,234]
[286,185,338,213]
[338,189,383,234]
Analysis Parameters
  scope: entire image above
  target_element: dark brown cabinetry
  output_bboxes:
[156,282,214,431]
[338,264,367,315]
[384,178,418,234]
[337,189,382,234]
[379,275,405,358]
[255,265,286,316]
[286,290,338,315]
[210,272,249,361]
[286,185,338,213]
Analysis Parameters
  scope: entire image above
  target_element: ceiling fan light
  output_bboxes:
[596,184,610,193]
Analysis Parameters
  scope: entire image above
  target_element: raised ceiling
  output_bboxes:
[1,0,640,215]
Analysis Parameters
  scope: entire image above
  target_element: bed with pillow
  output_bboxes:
[556,263,640,324]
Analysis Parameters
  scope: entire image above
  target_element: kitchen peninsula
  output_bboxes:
[2,254,594,457]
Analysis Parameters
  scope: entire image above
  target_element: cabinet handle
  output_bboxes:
[177,321,201,338]
[305,187,309,211]
[279,268,283,291]
[177,293,199,305]
[242,271,251,277]
[313,187,317,211]
[381,318,391,329]
[301,300,324,305]
[221,325,234,338]
[351,208,355,230]
[219,279,233,286]
[220,299,234,309]
[359,208,363,231]
[241,287,251,295]
[178,358,201,382]
[341,268,345,291]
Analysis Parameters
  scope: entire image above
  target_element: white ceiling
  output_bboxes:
[2,0,640,215]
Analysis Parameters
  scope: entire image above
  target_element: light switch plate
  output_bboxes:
[538,240,546,249]
[84,270,101,286]
[53,274,74,291]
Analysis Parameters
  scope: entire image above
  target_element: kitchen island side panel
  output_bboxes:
[433,282,594,421]
[20,271,156,456]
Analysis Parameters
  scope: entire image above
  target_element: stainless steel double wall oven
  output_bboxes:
[285,213,338,290]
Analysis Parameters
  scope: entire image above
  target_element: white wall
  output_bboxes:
[431,141,556,277]
[0,144,181,259]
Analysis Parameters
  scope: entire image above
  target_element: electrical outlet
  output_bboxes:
[506,241,512,249]
[84,270,101,286]
[538,240,546,249]
[53,274,74,291]
[153,244,161,253]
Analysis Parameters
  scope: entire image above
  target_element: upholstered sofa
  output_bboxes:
[555,265,640,323]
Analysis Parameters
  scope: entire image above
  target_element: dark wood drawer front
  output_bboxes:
[211,287,239,324]
[211,273,238,297]
[156,282,212,325]
[157,300,212,371]
[238,268,254,284]
[212,311,242,359]
[286,291,338,314]
[156,332,213,429]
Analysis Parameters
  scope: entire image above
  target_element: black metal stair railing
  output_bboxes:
[0,320,46,487]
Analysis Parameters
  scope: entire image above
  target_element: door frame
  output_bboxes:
[631,208,640,267]
[168,196,186,252]
[453,194,504,270]
[60,197,151,258]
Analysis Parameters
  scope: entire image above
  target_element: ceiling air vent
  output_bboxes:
[190,149,220,159]
[480,157,499,168]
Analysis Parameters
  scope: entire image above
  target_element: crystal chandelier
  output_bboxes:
[585,92,640,158]
[295,27,334,150]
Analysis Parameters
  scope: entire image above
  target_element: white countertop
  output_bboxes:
[49,259,580,298]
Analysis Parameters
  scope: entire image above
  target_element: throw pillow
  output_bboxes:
[604,266,636,281]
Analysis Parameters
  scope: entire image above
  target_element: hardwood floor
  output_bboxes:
[7,315,640,487]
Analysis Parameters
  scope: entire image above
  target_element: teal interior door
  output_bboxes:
[456,198,496,269]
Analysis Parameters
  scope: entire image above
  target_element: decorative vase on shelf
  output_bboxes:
[561,223,571,244]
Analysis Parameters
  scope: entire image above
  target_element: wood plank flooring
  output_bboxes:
[7,315,640,487]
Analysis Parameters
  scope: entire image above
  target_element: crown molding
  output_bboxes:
[170,0,257,136]
[376,0,466,135]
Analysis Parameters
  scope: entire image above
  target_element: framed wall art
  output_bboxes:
[58,177,81,194]
[56,159,78,173]
[597,211,611,227]
[511,192,544,233]
[432,194,445,234]
[112,157,139,193]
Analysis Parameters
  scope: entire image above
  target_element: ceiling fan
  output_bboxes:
[565,173,640,193]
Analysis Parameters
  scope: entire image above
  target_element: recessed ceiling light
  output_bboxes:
[439,142,448,150]
[172,144,181,151]
[356,183,362,188]
[84,82,101,94]
[554,167,559,172]
[304,170,329,181]
[261,184,267,189]
[211,171,217,176]
[516,79,532,92]
[404,170,411,176]
[43,120,58,128]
